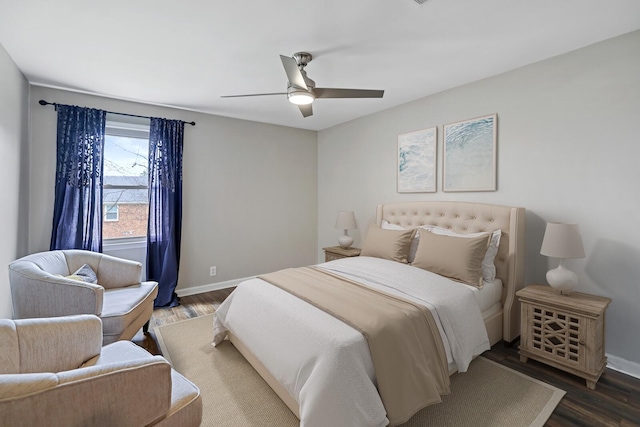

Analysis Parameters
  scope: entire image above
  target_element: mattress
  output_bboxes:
[466,278,503,313]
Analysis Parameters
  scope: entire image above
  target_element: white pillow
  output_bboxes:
[424,226,502,283]
[381,220,421,263]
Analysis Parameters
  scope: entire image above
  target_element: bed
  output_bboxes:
[213,201,525,426]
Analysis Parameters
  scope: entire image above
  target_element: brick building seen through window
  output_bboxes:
[103,117,150,240]
[103,176,148,239]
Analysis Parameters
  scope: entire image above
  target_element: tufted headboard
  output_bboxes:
[375,201,525,343]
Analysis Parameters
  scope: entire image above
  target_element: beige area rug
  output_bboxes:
[156,314,565,427]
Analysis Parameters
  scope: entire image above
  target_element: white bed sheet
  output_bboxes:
[213,257,491,427]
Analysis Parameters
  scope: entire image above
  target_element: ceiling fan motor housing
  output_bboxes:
[293,52,312,68]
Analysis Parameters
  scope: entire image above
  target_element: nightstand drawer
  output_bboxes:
[325,252,345,262]
[323,246,361,262]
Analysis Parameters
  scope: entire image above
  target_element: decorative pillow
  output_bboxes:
[425,226,502,283]
[361,224,416,264]
[68,264,98,284]
[381,220,421,263]
[412,231,491,288]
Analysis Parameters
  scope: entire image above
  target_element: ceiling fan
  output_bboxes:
[221,52,384,118]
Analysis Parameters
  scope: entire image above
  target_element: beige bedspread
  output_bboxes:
[258,266,450,426]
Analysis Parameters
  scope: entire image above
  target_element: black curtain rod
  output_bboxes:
[38,100,196,126]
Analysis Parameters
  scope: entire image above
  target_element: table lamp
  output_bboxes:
[540,222,585,294]
[335,211,357,248]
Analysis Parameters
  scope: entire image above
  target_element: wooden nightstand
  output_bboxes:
[517,285,611,390]
[323,246,361,262]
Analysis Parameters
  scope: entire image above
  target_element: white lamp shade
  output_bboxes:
[541,222,585,293]
[540,223,585,259]
[335,211,357,230]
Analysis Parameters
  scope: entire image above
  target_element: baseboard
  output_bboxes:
[175,276,254,297]
[606,353,640,380]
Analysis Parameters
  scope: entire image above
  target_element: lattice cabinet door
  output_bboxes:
[529,307,584,366]
[517,285,611,390]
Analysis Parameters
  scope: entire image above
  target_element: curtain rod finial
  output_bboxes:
[38,100,48,106]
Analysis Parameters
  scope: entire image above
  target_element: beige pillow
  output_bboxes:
[412,231,491,288]
[361,224,416,264]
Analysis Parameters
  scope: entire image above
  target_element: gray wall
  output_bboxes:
[0,44,30,318]
[318,31,640,369]
[28,86,318,293]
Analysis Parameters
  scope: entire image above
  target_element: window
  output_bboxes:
[104,204,119,221]
[103,115,150,240]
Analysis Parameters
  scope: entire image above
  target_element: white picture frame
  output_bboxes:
[443,114,497,192]
[397,127,437,193]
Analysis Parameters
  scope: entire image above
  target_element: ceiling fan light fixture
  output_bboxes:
[222,53,385,118]
[287,90,315,105]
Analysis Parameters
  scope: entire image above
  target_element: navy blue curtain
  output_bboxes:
[147,118,184,308]
[50,105,106,252]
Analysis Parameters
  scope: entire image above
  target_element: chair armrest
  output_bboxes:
[13,315,103,373]
[9,267,103,319]
[96,253,143,289]
[0,373,58,400]
[0,359,172,427]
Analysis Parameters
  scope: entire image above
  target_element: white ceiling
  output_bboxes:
[1,0,639,131]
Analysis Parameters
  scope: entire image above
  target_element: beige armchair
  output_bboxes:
[9,250,158,345]
[0,315,202,427]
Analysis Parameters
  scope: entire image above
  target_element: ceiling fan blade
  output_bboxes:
[298,104,313,118]
[221,93,286,98]
[280,55,308,90]
[314,88,384,99]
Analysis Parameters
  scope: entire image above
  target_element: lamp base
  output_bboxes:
[338,234,353,249]
[546,263,578,294]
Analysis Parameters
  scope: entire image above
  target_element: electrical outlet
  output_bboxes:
[209,266,217,276]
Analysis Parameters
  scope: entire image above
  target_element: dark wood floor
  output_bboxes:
[133,289,640,427]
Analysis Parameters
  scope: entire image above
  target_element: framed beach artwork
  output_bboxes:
[397,127,437,193]
[443,114,497,192]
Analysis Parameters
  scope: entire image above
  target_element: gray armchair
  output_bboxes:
[8,250,158,345]
[0,315,202,426]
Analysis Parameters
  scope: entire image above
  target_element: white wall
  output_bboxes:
[318,31,640,371]
[28,86,318,294]
[0,43,30,318]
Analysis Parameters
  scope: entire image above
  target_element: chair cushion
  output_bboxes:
[83,340,155,367]
[100,282,158,340]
